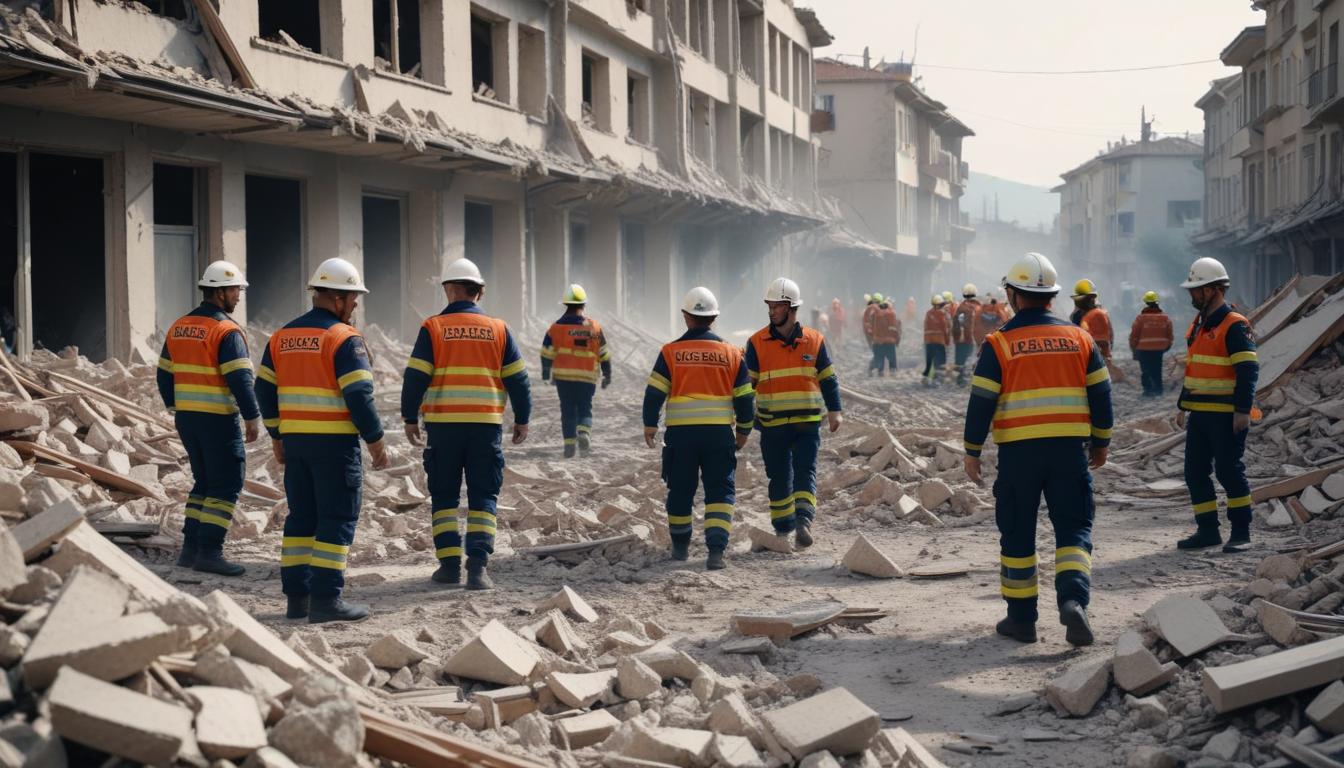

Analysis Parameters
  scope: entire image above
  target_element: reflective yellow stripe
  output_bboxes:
[219,358,253,374]
[1056,562,1090,574]
[310,540,349,570]
[555,348,596,358]
[501,359,526,378]
[1190,354,1232,365]
[198,511,232,529]
[172,362,221,375]
[817,365,836,380]
[1001,585,1039,598]
[338,369,373,389]
[1000,554,1037,568]
[705,503,734,514]
[435,547,464,559]
[1055,546,1090,562]
[1085,367,1110,386]
[964,441,982,451]
[279,419,360,434]
[176,383,231,394]
[1193,500,1218,514]
[733,383,754,398]
[1227,495,1252,507]
[647,373,670,393]
[1180,400,1235,413]
[770,504,796,519]
[540,346,557,360]
[1184,377,1235,391]
[667,515,693,525]
[705,518,732,530]
[263,418,281,428]
[406,356,433,375]
[757,366,817,382]
[792,491,817,506]
[971,376,1001,393]
[257,365,276,383]
[1230,350,1258,364]
[424,412,505,424]
[433,521,458,536]
[1090,426,1112,439]
[202,498,235,513]
[993,423,1091,442]
[433,366,500,376]
[158,357,174,372]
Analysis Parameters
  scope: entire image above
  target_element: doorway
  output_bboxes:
[361,194,405,336]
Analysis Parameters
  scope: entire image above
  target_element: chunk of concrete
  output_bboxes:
[441,619,540,685]
[1125,694,1167,728]
[745,524,793,554]
[9,565,61,605]
[535,609,588,657]
[47,666,193,765]
[0,624,29,667]
[189,686,268,760]
[1301,486,1334,515]
[1044,657,1112,717]
[1256,554,1303,582]
[1307,680,1344,734]
[1265,500,1295,528]
[617,655,663,700]
[555,709,620,749]
[799,752,842,768]
[761,687,880,758]
[712,734,764,768]
[708,692,766,747]
[1323,471,1344,501]
[841,534,903,578]
[856,475,897,506]
[1200,726,1241,761]
[0,402,48,433]
[365,631,429,670]
[1113,631,1178,695]
[536,585,599,623]
[1255,599,1310,646]
[916,479,953,509]
[194,648,292,704]
[268,699,364,768]
[894,495,922,519]
[22,611,182,689]
[634,647,702,681]
[546,669,617,709]
[0,522,24,600]
[205,590,310,681]
[624,726,715,766]
[1143,596,1234,657]
[242,747,302,768]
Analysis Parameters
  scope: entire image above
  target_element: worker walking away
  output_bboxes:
[1129,291,1174,397]
[829,298,846,351]
[257,258,388,623]
[963,252,1112,647]
[923,295,951,387]
[643,287,754,570]
[158,260,261,577]
[540,284,610,458]
[870,296,900,376]
[746,279,843,550]
[975,289,1008,340]
[402,258,531,589]
[1071,279,1124,383]
[862,293,881,373]
[1175,258,1259,553]
[952,283,982,386]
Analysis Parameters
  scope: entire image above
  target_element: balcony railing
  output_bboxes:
[1309,62,1338,108]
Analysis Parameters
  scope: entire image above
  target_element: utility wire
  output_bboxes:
[946,106,1201,139]
[831,52,1222,75]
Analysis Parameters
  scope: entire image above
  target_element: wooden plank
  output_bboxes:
[1275,735,1344,768]
[92,521,160,539]
[12,498,85,562]
[1202,634,1344,713]
[1252,460,1344,504]
[516,533,639,557]
[187,0,257,89]
[838,384,888,408]
[7,440,166,501]
[359,707,547,768]
[32,463,93,485]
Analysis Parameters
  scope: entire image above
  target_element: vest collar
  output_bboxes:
[442,301,482,315]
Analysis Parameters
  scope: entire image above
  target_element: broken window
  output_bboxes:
[670,0,687,45]
[469,10,510,102]
[0,153,15,352]
[740,110,763,180]
[244,175,303,326]
[362,195,405,334]
[518,26,546,118]
[738,9,761,82]
[258,0,321,54]
[768,26,779,94]
[1118,211,1135,237]
[687,89,713,165]
[153,163,201,333]
[30,153,106,360]
[1167,200,1201,228]
[373,0,422,76]
[627,72,651,143]
[713,0,731,69]
[581,52,611,131]
[688,0,709,58]
[568,219,588,285]
[142,0,189,20]
[465,201,495,285]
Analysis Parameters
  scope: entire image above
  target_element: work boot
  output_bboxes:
[995,617,1037,644]
[175,546,197,569]
[564,443,577,459]
[309,597,369,624]
[431,563,461,585]
[577,431,591,457]
[1059,600,1094,647]
[1176,527,1222,551]
[286,594,310,620]
[466,557,494,591]
[1223,527,1252,553]
[670,540,690,561]
[795,522,814,549]
[192,551,246,577]
[706,549,726,571]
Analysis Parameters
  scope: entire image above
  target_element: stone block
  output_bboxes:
[1256,554,1303,582]
[856,475,896,506]
[634,647,703,681]
[1323,471,1344,501]
[243,747,302,768]
[617,655,663,700]
[547,669,617,709]
[744,524,793,554]
[1307,680,1344,734]
[1200,726,1241,761]
[22,611,181,689]
[0,402,48,434]
[365,631,429,670]
[894,495,922,518]
[762,687,880,758]
[0,624,29,667]
[194,648,292,704]
[708,692,765,747]
[624,726,715,766]
[268,700,364,768]
[1113,631,1177,695]
[536,610,588,656]
[9,565,61,605]
[48,666,193,765]
[1302,486,1335,515]
[441,619,540,685]
[205,590,310,681]
[340,654,376,687]
[1045,657,1111,717]
[1125,694,1167,728]
[841,534,903,578]
[916,480,953,509]
[536,585,599,623]
[555,709,620,749]
[603,630,655,654]
[711,734,764,768]
[1255,599,1309,646]
[189,686,268,760]
[1143,596,1233,657]
[0,521,23,599]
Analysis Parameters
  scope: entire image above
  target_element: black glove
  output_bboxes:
[601,376,611,389]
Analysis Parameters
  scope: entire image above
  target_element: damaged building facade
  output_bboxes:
[1194,0,1344,307]
[0,0,832,361]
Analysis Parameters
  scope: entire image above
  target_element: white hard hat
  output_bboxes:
[198,260,248,289]
[962,283,977,297]
[764,277,802,307]
[1001,252,1059,294]
[1179,257,1231,289]
[441,257,485,286]
[681,286,720,317]
[308,257,368,294]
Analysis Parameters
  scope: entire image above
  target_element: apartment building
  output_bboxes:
[1053,124,1203,307]
[811,58,974,304]
[1192,0,1344,307]
[0,0,831,361]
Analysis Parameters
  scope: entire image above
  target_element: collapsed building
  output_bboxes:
[0,0,835,361]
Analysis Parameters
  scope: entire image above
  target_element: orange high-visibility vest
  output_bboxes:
[1130,309,1173,351]
[420,313,510,424]
[750,326,827,427]
[661,339,744,427]
[974,303,1005,342]
[267,324,360,434]
[544,318,606,384]
[164,315,248,415]
[924,308,951,345]
[1181,311,1253,413]
[953,299,981,345]
[862,304,878,342]
[1078,307,1113,344]
[985,323,1097,444]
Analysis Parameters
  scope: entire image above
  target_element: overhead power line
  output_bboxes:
[832,52,1222,75]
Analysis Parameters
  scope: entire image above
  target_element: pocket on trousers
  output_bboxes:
[992,476,1014,537]
[345,465,363,490]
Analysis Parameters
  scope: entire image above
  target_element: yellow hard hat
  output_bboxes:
[1143,290,1159,304]
[1072,279,1098,299]
[941,290,954,302]
[561,283,588,305]
[872,292,884,303]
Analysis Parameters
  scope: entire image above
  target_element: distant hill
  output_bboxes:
[964,172,1058,231]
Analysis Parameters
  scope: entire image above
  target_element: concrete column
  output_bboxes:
[306,158,363,318]
[491,198,526,329]
[208,154,247,323]
[645,220,678,337]
[108,133,156,362]
[587,206,622,320]
[407,188,441,331]
[329,0,375,67]
[531,203,569,315]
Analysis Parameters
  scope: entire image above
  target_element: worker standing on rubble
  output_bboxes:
[643,287,754,570]
[402,258,531,590]
[923,295,951,387]
[870,295,901,376]
[745,278,843,550]
[257,257,388,624]
[540,284,610,458]
[158,260,260,577]
[829,298,846,351]
[1175,257,1259,554]
[952,283,982,387]
[963,252,1112,647]
[1070,279,1114,362]
[862,293,881,363]
[1129,291,1174,397]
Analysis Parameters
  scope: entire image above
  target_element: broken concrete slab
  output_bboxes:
[1302,486,1335,515]
[733,600,847,641]
[204,590,310,681]
[194,648,292,704]
[1255,599,1310,646]
[45,520,178,604]
[1044,657,1112,717]
[22,611,182,689]
[602,630,656,654]
[535,610,588,656]
[1113,631,1179,696]
[47,666,193,765]
[0,401,49,433]
[1144,595,1235,657]
[471,684,536,727]
[633,647,701,681]
[1307,680,1344,734]
[623,726,715,766]
[617,655,663,700]
[762,687,880,758]
[555,709,619,749]
[917,479,953,509]
[874,728,946,768]
[1203,634,1344,713]
[721,636,776,657]
[536,585,599,623]
[744,524,793,554]
[1257,553,1304,582]
[709,692,766,747]
[268,699,364,768]
[189,686,268,760]
[1323,471,1344,501]
[711,733,764,768]
[546,669,617,709]
[1201,726,1241,761]
[906,561,969,579]
[0,521,24,599]
[365,631,429,670]
[441,619,540,686]
[12,497,85,562]
[841,534,903,578]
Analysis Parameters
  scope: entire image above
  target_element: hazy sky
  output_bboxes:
[806,0,1262,187]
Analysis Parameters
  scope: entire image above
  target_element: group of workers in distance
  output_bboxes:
[158,246,1255,643]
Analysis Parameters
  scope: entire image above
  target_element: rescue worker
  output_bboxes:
[829,297,846,350]
[746,279,843,549]
[257,258,388,624]
[1175,257,1258,553]
[1070,279,1114,362]
[974,289,1008,340]
[963,252,1113,647]
[643,287,754,570]
[157,260,260,576]
[402,258,531,589]
[862,292,882,360]
[952,283,983,386]
[903,296,918,327]
[923,294,951,387]
[870,296,900,376]
[1129,291,1174,397]
[540,284,611,458]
